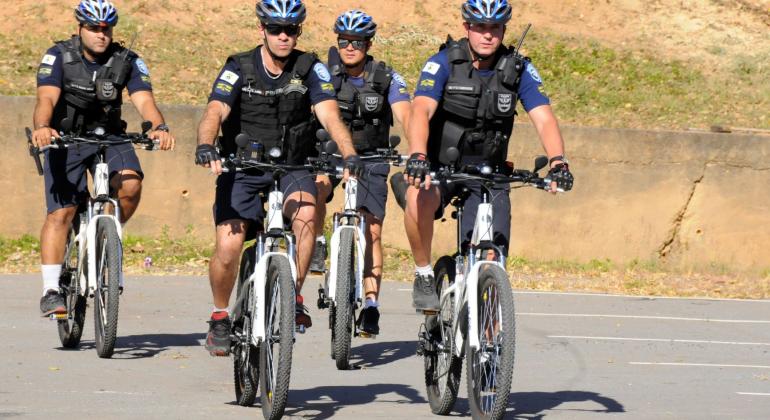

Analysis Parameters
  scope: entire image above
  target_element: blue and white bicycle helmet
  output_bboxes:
[333,9,377,39]
[461,0,512,24]
[256,0,307,25]
[74,0,119,27]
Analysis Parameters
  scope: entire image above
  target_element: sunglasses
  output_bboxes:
[264,24,301,36]
[337,39,367,50]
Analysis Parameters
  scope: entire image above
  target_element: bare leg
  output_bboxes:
[209,220,248,309]
[110,169,142,223]
[40,207,78,264]
[403,186,441,267]
[284,190,317,293]
[362,211,383,301]
[314,175,332,235]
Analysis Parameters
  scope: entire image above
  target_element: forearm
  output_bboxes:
[530,105,565,161]
[325,115,356,159]
[33,98,55,129]
[197,104,223,146]
[406,109,430,156]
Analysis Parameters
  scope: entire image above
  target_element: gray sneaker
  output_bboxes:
[40,290,66,316]
[309,239,327,273]
[412,273,439,311]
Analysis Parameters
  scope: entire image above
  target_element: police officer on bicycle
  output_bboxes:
[32,0,175,316]
[195,0,361,356]
[310,9,412,336]
[401,0,574,311]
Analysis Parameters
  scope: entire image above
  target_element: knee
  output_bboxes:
[114,172,142,199]
[45,208,76,228]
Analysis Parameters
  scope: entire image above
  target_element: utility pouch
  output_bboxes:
[438,121,466,165]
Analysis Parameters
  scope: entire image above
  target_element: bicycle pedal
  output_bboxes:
[49,313,67,320]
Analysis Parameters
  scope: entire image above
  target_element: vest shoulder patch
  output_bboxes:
[313,62,331,82]
[41,54,57,66]
[422,62,441,75]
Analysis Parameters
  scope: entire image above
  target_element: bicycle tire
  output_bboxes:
[332,228,355,370]
[93,219,121,359]
[466,264,515,420]
[424,256,463,415]
[259,257,295,420]
[57,225,86,348]
[233,245,259,406]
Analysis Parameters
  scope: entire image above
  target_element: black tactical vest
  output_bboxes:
[428,37,528,166]
[52,36,135,134]
[220,47,318,164]
[328,48,393,153]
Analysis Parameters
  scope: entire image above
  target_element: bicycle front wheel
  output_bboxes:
[233,245,259,406]
[259,257,295,420]
[466,264,515,420]
[331,228,355,370]
[93,219,121,359]
[58,224,86,348]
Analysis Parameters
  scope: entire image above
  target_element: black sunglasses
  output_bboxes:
[337,39,367,50]
[264,24,301,36]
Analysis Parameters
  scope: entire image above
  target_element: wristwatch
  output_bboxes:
[154,123,170,133]
[549,155,568,166]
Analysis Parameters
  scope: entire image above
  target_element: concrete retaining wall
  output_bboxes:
[2,96,768,270]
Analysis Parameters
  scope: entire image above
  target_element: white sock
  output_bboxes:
[415,265,433,277]
[316,235,326,244]
[364,297,379,309]
[42,265,62,295]
[212,306,229,314]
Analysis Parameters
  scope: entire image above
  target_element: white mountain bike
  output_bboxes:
[415,150,553,419]
[27,119,157,359]
[314,132,403,370]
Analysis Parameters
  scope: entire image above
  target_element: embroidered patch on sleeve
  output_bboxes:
[220,70,239,85]
[422,62,441,75]
[41,54,56,65]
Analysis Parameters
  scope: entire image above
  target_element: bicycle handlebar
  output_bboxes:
[428,163,553,191]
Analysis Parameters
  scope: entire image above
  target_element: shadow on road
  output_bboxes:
[452,390,624,419]
[349,340,416,368]
[279,383,426,419]
[68,333,205,359]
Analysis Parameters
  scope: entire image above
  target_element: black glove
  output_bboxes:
[344,155,365,178]
[195,144,220,165]
[406,153,430,183]
[547,163,574,191]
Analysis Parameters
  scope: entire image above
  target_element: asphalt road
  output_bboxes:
[2,274,769,419]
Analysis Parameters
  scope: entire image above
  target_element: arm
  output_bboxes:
[196,100,231,174]
[405,96,438,157]
[31,86,61,147]
[527,104,565,166]
[129,90,174,150]
[314,99,356,159]
[390,100,412,138]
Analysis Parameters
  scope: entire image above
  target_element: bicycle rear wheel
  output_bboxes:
[259,257,295,420]
[466,264,515,420]
[331,228,355,370]
[93,219,121,359]
[424,256,462,415]
[57,224,86,348]
[233,245,259,406]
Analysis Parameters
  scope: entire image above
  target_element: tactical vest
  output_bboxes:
[220,48,318,164]
[52,36,135,134]
[328,48,393,153]
[428,37,528,166]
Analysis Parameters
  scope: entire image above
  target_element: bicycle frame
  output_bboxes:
[245,184,299,345]
[325,178,366,304]
[438,189,506,356]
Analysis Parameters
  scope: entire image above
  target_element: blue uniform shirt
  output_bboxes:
[414,48,549,112]
[36,45,153,93]
[208,46,337,107]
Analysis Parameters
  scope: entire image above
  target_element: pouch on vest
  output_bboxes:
[109,52,132,86]
[283,119,316,164]
[438,120,466,165]
[443,84,479,120]
[482,131,508,163]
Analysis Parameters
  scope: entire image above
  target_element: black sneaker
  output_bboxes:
[205,314,232,357]
[357,306,380,335]
[309,239,327,273]
[412,272,440,311]
[40,290,66,317]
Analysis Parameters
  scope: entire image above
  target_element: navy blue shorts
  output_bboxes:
[214,169,317,227]
[43,142,143,213]
[328,160,390,221]
[437,181,511,255]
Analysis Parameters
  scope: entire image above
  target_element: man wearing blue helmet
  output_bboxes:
[32,0,175,316]
[195,0,361,356]
[399,0,574,310]
[310,9,412,336]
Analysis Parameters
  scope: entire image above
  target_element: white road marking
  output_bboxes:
[629,362,770,369]
[736,392,770,396]
[513,290,770,303]
[549,335,770,346]
[519,312,770,324]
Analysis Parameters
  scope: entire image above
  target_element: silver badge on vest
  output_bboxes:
[497,93,512,113]
[365,96,379,112]
[96,79,117,101]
